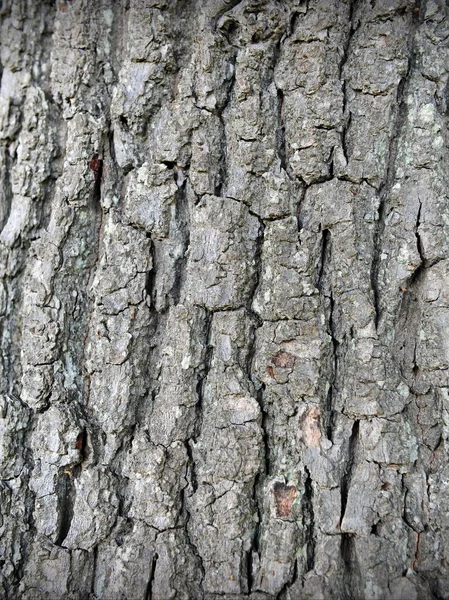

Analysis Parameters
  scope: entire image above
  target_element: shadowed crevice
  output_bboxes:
[55,470,75,547]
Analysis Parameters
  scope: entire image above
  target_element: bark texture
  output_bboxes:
[1,0,449,598]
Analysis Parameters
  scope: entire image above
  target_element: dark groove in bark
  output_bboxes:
[54,470,75,546]
[259,384,270,476]
[370,6,421,330]
[339,0,359,80]
[245,212,267,595]
[296,183,307,237]
[246,471,262,594]
[146,237,156,306]
[340,419,359,526]
[317,229,338,440]
[215,50,236,197]
[303,466,316,573]
[277,558,298,600]
[326,291,339,441]
[317,228,331,290]
[170,178,190,305]
[276,88,287,172]
[415,200,424,262]
[339,0,359,168]
[341,533,354,585]
[185,512,206,599]
[144,553,158,600]
[90,545,98,596]
[193,309,213,444]
[0,143,13,234]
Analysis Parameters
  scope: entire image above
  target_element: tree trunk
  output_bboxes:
[1,0,449,598]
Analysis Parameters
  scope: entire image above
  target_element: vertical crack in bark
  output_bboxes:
[317,229,338,440]
[245,213,266,594]
[80,129,109,467]
[303,466,316,573]
[246,472,261,594]
[54,470,75,547]
[317,228,331,290]
[144,553,158,600]
[180,307,213,595]
[340,533,354,591]
[340,419,359,526]
[415,199,424,262]
[326,291,339,442]
[272,36,293,185]
[215,51,237,197]
[340,419,360,597]
[170,177,190,306]
[193,309,213,444]
[145,236,156,307]
[90,545,98,596]
[0,142,13,234]
[51,128,108,550]
[339,0,359,167]
[184,501,206,597]
[276,87,287,172]
[277,558,298,600]
[269,30,307,242]
[370,6,421,329]
[181,443,206,595]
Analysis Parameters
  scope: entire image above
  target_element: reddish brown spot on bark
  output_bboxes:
[271,350,295,369]
[273,482,298,517]
[89,153,103,182]
[75,429,88,459]
[58,0,74,11]
[301,406,321,448]
[266,365,276,379]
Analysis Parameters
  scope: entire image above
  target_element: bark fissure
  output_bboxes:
[370,7,421,329]
[90,546,98,597]
[338,0,359,170]
[193,309,213,444]
[303,466,316,573]
[170,179,190,306]
[415,200,424,263]
[215,50,237,197]
[245,212,267,594]
[277,558,298,600]
[54,471,75,547]
[144,553,158,600]
[317,229,338,440]
[340,420,359,526]
[276,88,287,173]
[0,144,14,234]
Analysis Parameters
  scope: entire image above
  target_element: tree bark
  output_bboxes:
[1,0,449,598]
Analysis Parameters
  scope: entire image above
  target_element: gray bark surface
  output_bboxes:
[1,0,449,598]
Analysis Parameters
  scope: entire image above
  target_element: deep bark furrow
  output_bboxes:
[340,419,360,526]
[303,466,316,573]
[370,7,421,330]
